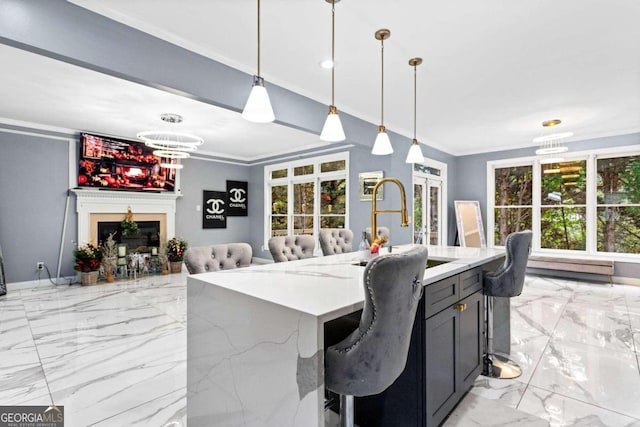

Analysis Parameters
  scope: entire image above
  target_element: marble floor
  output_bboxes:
[1,273,639,426]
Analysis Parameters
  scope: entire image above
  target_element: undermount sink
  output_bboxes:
[426,259,451,268]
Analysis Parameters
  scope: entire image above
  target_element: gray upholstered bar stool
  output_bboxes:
[483,230,532,379]
[325,246,428,427]
[319,228,354,256]
[268,235,315,262]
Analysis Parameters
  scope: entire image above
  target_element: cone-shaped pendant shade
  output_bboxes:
[242,76,275,123]
[320,106,346,142]
[405,139,425,163]
[372,126,393,155]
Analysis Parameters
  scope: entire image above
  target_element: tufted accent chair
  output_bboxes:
[183,243,252,274]
[268,235,315,262]
[365,226,391,245]
[319,228,354,256]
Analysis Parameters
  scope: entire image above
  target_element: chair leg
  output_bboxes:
[339,394,354,427]
[483,295,522,379]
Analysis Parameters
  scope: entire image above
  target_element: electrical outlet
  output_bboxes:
[36,262,45,271]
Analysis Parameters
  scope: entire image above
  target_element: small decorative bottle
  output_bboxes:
[358,231,370,265]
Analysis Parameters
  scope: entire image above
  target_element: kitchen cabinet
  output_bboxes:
[355,266,485,427]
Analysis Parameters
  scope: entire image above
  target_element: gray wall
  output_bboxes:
[176,157,251,247]
[0,129,77,283]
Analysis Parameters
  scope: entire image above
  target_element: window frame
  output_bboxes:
[487,144,640,260]
[264,152,349,252]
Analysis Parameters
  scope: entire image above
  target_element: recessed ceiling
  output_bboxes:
[66,0,640,155]
[2,0,640,159]
[0,44,329,162]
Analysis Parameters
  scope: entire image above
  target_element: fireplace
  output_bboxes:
[73,189,178,248]
[97,220,161,252]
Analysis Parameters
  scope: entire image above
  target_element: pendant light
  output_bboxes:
[320,0,346,142]
[242,0,275,123]
[534,119,572,155]
[405,57,425,163]
[371,29,393,155]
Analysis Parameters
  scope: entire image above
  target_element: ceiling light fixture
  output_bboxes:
[138,115,203,169]
[320,0,346,142]
[137,131,203,151]
[242,0,275,123]
[371,29,393,155]
[405,57,425,164]
[535,119,572,155]
[152,150,191,159]
[160,162,184,170]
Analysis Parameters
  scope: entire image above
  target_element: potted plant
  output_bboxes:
[120,208,139,238]
[167,237,187,273]
[102,232,118,282]
[74,242,105,285]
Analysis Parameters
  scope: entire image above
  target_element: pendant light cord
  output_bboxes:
[413,64,417,140]
[381,37,385,125]
[257,0,261,77]
[331,1,336,105]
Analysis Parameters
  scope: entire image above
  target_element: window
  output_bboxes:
[493,165,532,246]
[265,152,349,248]
[597,155,640,254]
[488,145,640,257]
[540,160,586,250]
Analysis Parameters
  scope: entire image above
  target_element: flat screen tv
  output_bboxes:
[77,133,177,192]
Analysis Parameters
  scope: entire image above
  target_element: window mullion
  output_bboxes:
[532,159,541,251]
[586,154,597,255]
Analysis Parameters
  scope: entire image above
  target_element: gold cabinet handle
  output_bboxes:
[454,303,467,312]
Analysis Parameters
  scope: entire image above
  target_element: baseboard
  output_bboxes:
[7,276,76,291]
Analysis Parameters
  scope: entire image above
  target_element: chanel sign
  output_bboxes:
[203,190,227,229]
[226,180,248,217]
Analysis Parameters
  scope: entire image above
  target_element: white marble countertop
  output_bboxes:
[188,245,505,322]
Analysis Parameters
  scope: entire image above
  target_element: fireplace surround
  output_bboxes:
[73,189,179,247]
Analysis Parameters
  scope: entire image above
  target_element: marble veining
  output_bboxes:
[475,275,640,426]
[3,267,640,426]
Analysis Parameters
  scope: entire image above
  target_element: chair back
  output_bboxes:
[325,246,428,396]
[365,226,390,245]
[183,243,252,274]
[268,235,315,262]
[319,228,354,256]
[484,230,532,297]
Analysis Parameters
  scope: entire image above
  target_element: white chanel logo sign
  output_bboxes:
[229,188,246,203]
[206,198,225,214]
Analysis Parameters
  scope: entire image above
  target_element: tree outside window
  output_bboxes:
[597,155,640,254]
[266,154,348,243]
[494,165,532,246]
[540,160,586,250]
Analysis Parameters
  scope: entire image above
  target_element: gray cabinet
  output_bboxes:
[354,266,485,427]
[425,268,483,427]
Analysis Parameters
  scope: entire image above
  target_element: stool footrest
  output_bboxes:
[483,352,522,379]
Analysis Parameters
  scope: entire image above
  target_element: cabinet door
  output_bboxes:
[458,291,484,391]
[425,305,458,427]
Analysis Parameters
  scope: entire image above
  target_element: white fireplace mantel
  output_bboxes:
[72,189,179,245]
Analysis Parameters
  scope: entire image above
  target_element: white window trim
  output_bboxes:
[487,144,640,261]
[413,157,448,246]
[263,152,350,253]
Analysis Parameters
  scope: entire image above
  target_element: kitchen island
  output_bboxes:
[187,245,506,426]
